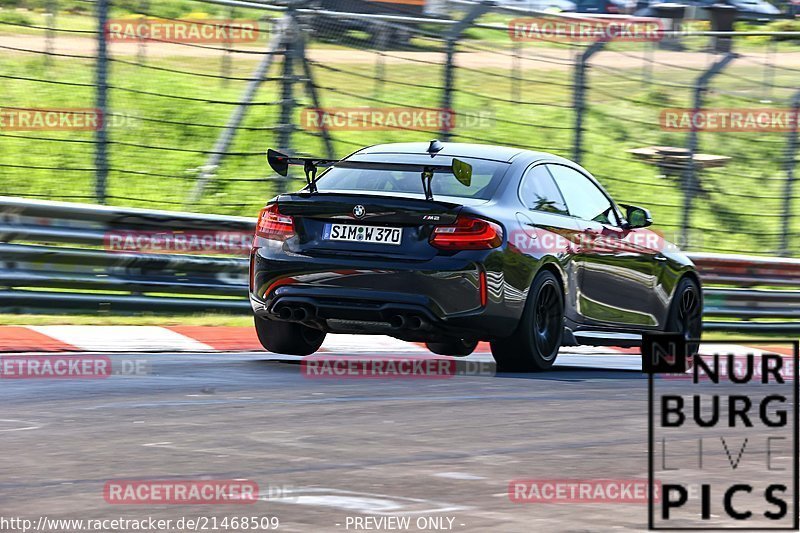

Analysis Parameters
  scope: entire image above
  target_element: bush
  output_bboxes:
[764,18,800,41]
[0,9,33,26]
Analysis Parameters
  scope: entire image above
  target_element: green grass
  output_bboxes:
[0,25,797,256]
[0,313,252,325]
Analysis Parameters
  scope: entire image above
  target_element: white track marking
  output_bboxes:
[321,334,427,353]
[267,488,468,515]
[28,326,213,352]
[433,472,487,480]
[0,419,41,432]
[698,344,779,356]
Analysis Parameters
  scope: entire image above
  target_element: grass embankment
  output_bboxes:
[0,47,796,255]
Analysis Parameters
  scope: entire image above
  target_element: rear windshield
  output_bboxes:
[314,157,509,200]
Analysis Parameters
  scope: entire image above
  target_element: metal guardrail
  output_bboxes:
[690,252,800,332]
[1,196,799,333]
[0,196,252,314]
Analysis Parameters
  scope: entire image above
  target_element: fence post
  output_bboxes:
[188,18,285,205]
[45,0,57,67]
[137,0,148,65]
[642,40,653,87]
[511,39,521,103]
[373,21,388,99]
[780,90,800,257]
[572,40,606,165]
[94,0,110,204]
[763,38,776,101]
[275,8,298,195]
[439,1,492,140]
[298,29,335,160]
[682,52,736,246]
[221,6,235,86]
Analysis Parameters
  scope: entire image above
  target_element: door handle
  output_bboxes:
[654,254,668,262]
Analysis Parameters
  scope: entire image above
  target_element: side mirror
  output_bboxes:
[621,204,653,229]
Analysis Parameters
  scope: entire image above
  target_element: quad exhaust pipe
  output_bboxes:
[274,303,312,322]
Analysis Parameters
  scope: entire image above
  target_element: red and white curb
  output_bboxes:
[0,325,637,353]
[0,326,259,353]
[0,326,789,361]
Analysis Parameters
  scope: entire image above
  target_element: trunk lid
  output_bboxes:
[277,192,469,260]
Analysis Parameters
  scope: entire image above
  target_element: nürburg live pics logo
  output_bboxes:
[643,334,798,530]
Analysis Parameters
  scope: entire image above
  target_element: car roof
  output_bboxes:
[353,142,560,164]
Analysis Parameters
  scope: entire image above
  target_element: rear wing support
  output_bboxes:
[267,149,339,194]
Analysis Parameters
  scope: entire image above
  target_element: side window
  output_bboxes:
[519,165,568,215]
[547,165,619,225]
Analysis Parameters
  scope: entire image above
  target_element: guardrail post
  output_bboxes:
[573,40,606,165]
[94,0,109,204]
[439,1,493,140]
[780,90,800,257]
[682,52,736,246]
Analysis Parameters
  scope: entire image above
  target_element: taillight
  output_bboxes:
[429,215,503,250]
[255,203,295,242]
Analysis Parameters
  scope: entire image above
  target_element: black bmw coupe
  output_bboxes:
[249,141,702,371]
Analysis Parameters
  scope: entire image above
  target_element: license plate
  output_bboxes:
[323,223,402,245]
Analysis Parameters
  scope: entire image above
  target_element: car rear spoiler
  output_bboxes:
[267,149,339,194]
[267,142,472,200]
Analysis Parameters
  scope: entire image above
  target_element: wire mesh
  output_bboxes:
[0,0,798,255]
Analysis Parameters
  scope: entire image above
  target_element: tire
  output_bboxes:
[254,315,326,356]
[425,339,478,357]
[490,270,564,372]
[666,276,703,365]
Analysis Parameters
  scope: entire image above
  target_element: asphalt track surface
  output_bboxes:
[0,347,795,532]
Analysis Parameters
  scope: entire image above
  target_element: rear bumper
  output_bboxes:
[249,247,517,340]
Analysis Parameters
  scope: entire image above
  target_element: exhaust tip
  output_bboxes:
[407,316,424,330]
[292,307,309,322]
[276,305,293,321]
[389,315,407,329]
